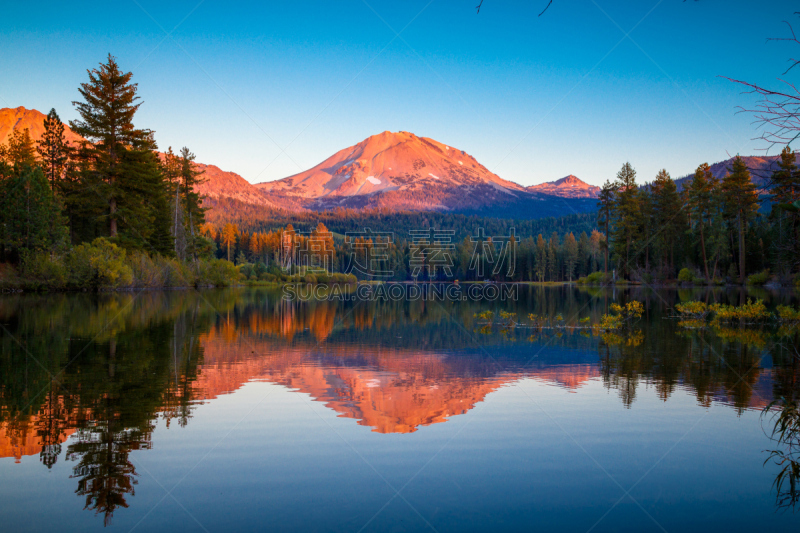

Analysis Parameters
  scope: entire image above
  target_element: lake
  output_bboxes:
[1,285,799,532]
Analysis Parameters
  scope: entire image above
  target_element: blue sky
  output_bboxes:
[1,0,797,186]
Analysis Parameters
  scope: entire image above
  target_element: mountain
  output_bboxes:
[192,163,275,206]
[672,154,800,191]
[0,106,274,207]
[255,130,603,217]
[0,106,83,146]
[527,175,600,198]
[257,131,526,210]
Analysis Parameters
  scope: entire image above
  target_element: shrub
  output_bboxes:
[197,258,239,287]
[585,271,605,284]
[66,238,134,289]
[776,305,800,322]
[239,263,255,280]
[18,249,68,289]
[710,299,772,322]
[675,301,709,319]
[597,301,644,331]
[747,270,770,286]
[126,251,194,288]
[678,268,695,283]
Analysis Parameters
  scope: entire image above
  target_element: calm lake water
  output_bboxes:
[1,285,799,532]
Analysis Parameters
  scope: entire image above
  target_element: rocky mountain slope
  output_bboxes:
[0,106,273,206]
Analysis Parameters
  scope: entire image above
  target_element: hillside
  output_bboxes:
[0,106,274,206]
[672,153,800,190]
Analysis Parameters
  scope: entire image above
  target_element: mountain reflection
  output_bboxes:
[0,286,798,523]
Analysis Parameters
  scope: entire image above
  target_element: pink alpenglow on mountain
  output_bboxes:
[0,107,84,146]
[526,175,600,199]
[256,131,527,211]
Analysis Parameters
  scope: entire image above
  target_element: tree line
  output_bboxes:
[0,55,238,289]
[596,152,799,285]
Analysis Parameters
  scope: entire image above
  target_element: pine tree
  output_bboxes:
[686,163,716,280]
[70,54,155,240]
[564,232,578,281]
[37,109,71,189]
[179,147,207,261]
[597,180,616,275]
[611,162,640,278]
[534,234,547,282]
[577,231,590,277]
[721,156,759,283]
[0,128,37,168]
[770,146,800,272]
[650,169,684,276]
[1,166,68,256]
[222,223,238,262]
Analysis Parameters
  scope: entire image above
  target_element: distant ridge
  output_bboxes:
[0,106,274,207]
[527,175,600,198]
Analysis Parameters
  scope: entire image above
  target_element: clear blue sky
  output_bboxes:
[1,0,796,186]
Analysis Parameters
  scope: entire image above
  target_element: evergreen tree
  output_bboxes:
[770,146,800,272]
[721,156,759,283]
[1,166,68,256]
[611,162,640,278]
[70,54,156,240]
[179,147,207,261]
[577,231,590,277]
[0,128,37,168]
[686,163,716,280]
[563,232,578,281]
[534,234,547,282]
[650,169,684,276]
[37,109,71,188]
[222,223,238,262]
[597,180,615,275]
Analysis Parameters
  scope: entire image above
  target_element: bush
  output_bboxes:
[776,305,800,322]
[197,258,239,287]
[66,238,134,289]
[710,298,772,322]
[127,251,194,288]
[18,249,68,289]
[747,270,770,286]
[258,272,277,282]
[678,268,695,283]
[584,271,605,284]
[674,301,709,319]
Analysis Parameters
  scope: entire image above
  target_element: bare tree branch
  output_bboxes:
[538,0,553,17]
[725,14,800,151]
[476,0,484,14]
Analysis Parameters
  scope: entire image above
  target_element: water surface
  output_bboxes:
[1,286,798,532]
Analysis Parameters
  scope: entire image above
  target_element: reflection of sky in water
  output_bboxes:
[0,286,798,531]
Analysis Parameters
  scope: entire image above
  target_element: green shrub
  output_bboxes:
[66,238,134,289]
[197,258,239,287]
[18,249,68,289]
[678,268,695,283]
[747,270,770,286]
[585,271,605,284]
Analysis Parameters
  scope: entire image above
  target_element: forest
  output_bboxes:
[199,155,800,286]
[1,55,799,289]
[0,55,238,290]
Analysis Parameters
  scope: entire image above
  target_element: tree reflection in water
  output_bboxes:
[0,286,798,523]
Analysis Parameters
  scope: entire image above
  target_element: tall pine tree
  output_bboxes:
[721,156,759,283]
